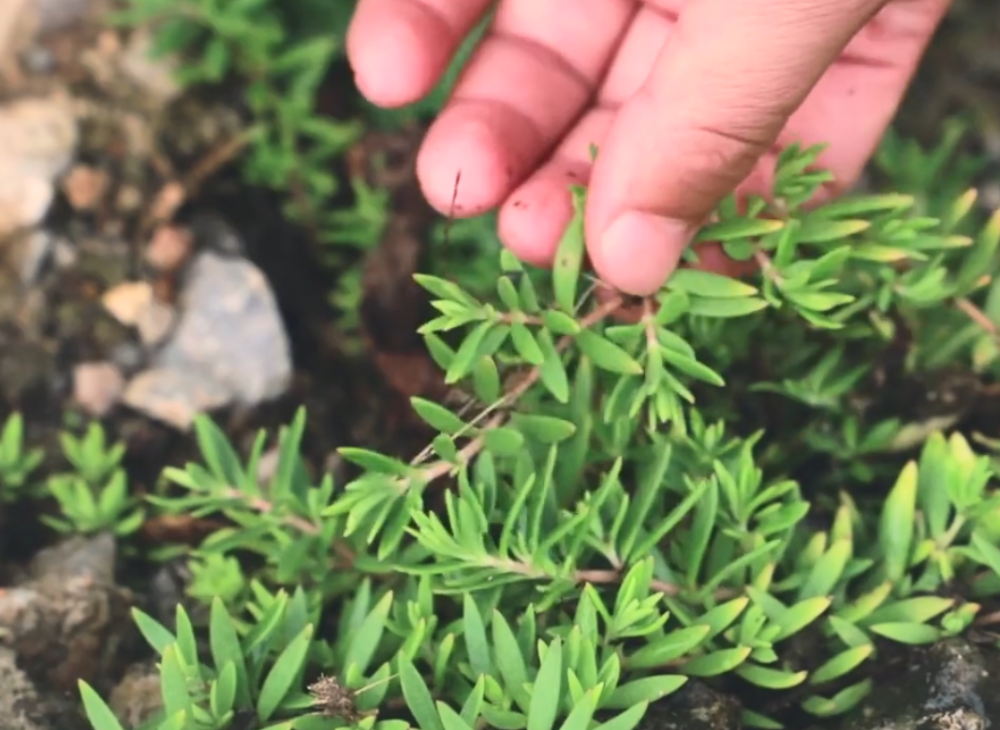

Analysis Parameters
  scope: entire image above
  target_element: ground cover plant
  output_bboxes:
[2,1,1000,729]
[57,138,1000,728]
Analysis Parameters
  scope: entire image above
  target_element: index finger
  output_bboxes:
[347,0,492,107]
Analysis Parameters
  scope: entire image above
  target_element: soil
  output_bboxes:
[0,1,998,729]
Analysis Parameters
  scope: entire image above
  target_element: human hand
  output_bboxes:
[347,0,951,295]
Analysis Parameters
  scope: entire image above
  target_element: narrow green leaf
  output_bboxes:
[681,647,751,677]
[411,398,466,435]
[79,681,127,730]
[879,461,918,583]
[591,703,650,730]
[606,676,685,709]
[463,595,492,677]
[400,657,444,730]
[527,639,562,730]
[344,591,393,675]
[868,622,941,645]
[736,663,807,689]
[257,624,314,721]
[668,268,759,298]
[809,644,873,685]
[688,297,768,318]
[576,330,642,375]
[553,187,587,314]
[438,701,477,730]
[209,597,251,708]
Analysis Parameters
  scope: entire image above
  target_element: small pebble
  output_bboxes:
[62,164,109,211]
[73,361,125,416]
[145,224,193,272]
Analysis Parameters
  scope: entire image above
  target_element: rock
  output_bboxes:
[0,0,37,73]
[117,26,181,104]
[0,646,87,730]
[633,680,742,730]
[0,533,135,693]
[145,224,193,273]
[72,361,125,416]
[0,646,49,730]
[108,661,163,729]
[101,281,154,327]
[122,366,232,430]
[838,639,1000,730]
[0,93,77,239]
[122,249,292,429]
[62,164,110,212]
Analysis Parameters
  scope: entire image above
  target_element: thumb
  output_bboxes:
[584,0,889,295]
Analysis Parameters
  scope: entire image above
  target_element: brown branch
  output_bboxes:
[955,295,1000,351]
[401,293,626,491]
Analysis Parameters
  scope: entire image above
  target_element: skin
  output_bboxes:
[346,0,953,295]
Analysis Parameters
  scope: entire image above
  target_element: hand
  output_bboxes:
[347,0,951,295]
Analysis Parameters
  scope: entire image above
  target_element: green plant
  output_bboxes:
[0,413,43,499]
[43,423,145,536]
[67,136,1000,730]
[112,0,361,237]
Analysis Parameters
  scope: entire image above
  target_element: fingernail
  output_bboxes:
[599,211,695,295]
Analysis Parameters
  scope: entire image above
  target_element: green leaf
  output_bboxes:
[463,595,492,677]
[211,661,238,718]
[160,644,191,719]
[484,427,526,456]
[626,625,710,669]
[606,676,685,709]
[557,687,598,730]
[438,701,477,730]
[576,330,642,375]
[553,187,587,313]
[879,461,918,583]
[492,611,529,708]
[681,647,751,677]
[447,322,493,383]
[775,597,831,641]
[527,639,563,730]
[344,591,393,675]
[79,681,126,730]
[542,310,581,335]
[400,657,444,730]
[511,323,545,365]
[591,703,650,730]
[697,217,784,243]
[193,414,244,486]
[411,398,466,435]
[801,679,872,717]
[736,663,807,689]
[537,329,570,403]
[687,297,768,318]
[131,608,175,655]
[667,269,758,298]
[510,414,577,443]
[809,644,873,685]
[209,598,251,708]
[868,622,941,645]
[257,624,314,721]
[864,596,954,626]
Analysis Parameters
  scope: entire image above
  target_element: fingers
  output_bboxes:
[778,0,953,191]
[583,0,894,296]
[347,0,493,107]
[498,3,676,265]
[414,0,638,216]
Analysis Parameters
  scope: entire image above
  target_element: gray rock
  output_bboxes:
[635,680,742,730]
[0,533,135,693]
[123,250,292,429]
[838,639,1000,730]
[0,646,86,730]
